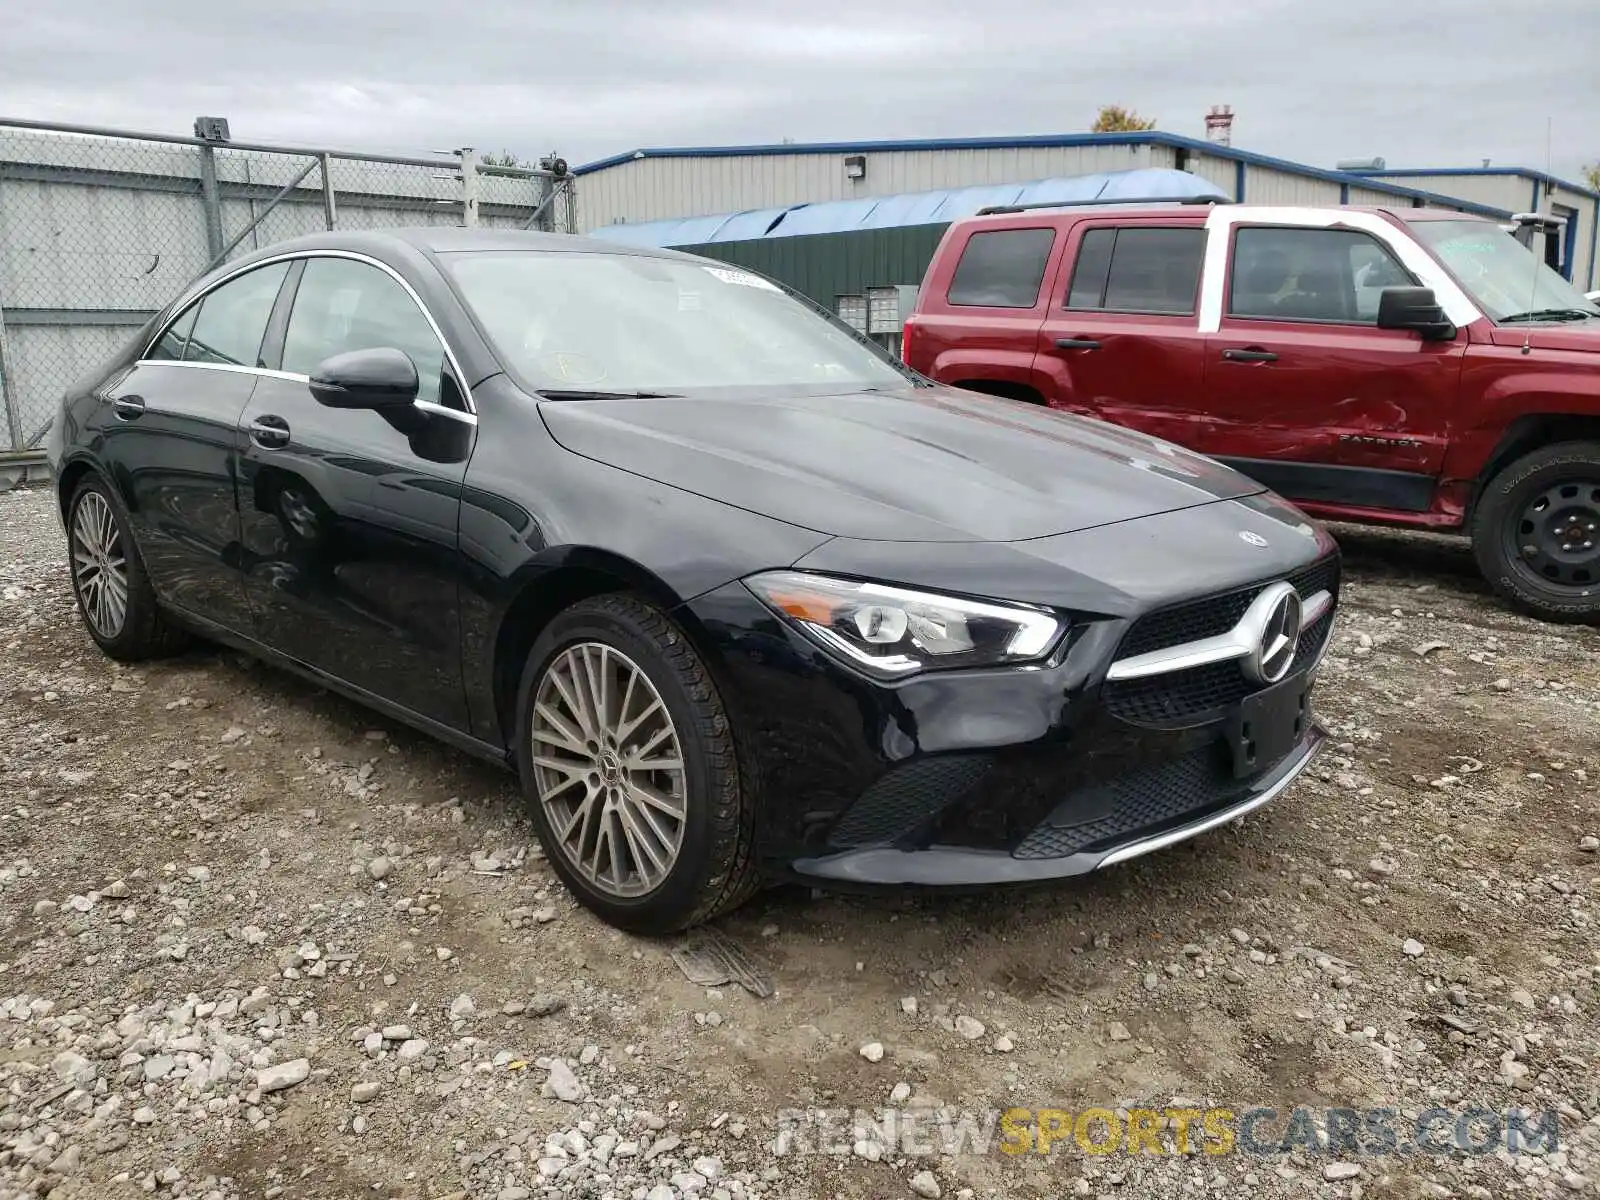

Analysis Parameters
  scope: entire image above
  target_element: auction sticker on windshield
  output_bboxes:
[704,266,781,292]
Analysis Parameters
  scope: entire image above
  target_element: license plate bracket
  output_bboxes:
[1226,673,1309,779]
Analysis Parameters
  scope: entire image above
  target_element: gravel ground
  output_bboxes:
[1,483,1597,1200]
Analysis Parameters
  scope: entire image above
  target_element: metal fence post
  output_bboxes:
[197,143,225,259]
[459,148,480,228]
[319,153,337,230]
[0,304,22,453]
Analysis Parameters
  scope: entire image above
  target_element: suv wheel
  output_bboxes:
[1472,441,1600,624]
[513,594,759,933]
[66,475,191,660]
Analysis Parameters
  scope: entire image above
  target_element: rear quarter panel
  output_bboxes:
[909,218,1068,395]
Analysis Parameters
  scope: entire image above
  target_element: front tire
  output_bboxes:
[513,594,759,934]
[1472,441,1600,624]
[66,475,191,660]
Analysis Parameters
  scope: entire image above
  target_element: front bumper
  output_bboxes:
[791,724,1324,885]
[683,551,1338,890]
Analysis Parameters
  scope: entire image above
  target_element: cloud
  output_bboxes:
[1,0,1596,180]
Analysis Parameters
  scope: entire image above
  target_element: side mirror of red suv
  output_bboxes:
[1376,286,1456,341]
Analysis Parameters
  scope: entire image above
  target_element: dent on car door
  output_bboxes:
[1203,224,1461,511]
[93,260,291,631]
[1034,223,1209,439]
[234,254,477,731]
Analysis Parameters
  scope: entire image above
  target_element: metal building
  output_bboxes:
[574,131,1598,289]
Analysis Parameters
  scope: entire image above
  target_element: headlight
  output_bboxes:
[744,571,1066,678]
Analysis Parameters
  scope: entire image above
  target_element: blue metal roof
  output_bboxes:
[588,168,1228,248]
[574,130,1516,218]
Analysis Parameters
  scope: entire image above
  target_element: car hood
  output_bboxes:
[1485,323,1600,353]
[538,385,1264,543]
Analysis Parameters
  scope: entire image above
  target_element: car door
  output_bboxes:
[234,253,478,731]
[91,261,291,631]
[1202,223,1466,513]
[1034,221,1210,441]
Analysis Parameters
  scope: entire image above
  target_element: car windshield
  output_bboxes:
[1408,219,1600,323]
[442,250,911,395]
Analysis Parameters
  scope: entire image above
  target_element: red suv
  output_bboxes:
[903,201,1600,623]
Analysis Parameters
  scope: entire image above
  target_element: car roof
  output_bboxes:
[229,226,694,263]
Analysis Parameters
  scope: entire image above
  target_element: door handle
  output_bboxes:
[1055,337,1103,351]
[1221,348,1279,363]
[113,395,146,420]
[249,416,291,449]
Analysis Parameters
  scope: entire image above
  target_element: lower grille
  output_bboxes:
[830,755,991,846]
[1013,746,1235,860]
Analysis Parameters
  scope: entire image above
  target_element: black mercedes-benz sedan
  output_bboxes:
[47,228,1339,932]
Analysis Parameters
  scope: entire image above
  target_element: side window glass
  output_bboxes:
[1066,230,1115,309]
[184,263,290,367]
[282,259,445,405]
[1230,227,1413,324]
[149,304,198,361]
[946,228,1055,308]
[1068,227,1205,314]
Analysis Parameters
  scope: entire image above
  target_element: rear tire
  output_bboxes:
[1471,441,1600,624]
[513,593,759,934]
[65,474,191,660]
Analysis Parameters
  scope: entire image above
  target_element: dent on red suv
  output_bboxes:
[905,203,1600,624]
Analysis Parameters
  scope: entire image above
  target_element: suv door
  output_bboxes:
[1202,224,1465,513]
[1034,221,1209,439]
[91,261,291,631]
[235,254,478,731]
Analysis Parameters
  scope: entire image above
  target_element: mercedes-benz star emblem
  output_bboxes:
[1238,530,1269,548]
[1240,582,1303,684]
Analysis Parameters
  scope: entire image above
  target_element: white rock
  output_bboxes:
[546,1058,584,1103]
[1108,1022,1132,1042]
[449,993,475,1020]
[693,1156,723,1181]
[890,1082,912,1104]
[351,1081,381,1103]
[435,946,453,961]
[994,1035,1015,1053]
[1580,836,1599,853]
[1402,938,1425,958]
[909,1169,942,1198]
[1324,1162,1362,1181]
[366,856,394,880]
[380,1024,412,1041]
[859,1041,884,1063]
[256,1058,310,1093]
[953,1016,985,1040]
[899,996,918,1016]
[645,1187,676,1200]
[396,1039,429,1063]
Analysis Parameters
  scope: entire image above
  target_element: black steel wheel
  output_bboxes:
[1472,441,1600,624]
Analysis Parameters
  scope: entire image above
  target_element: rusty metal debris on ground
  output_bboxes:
[670,927,774,998]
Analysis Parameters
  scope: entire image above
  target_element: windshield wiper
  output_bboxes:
[535,389,682,400]
[1500,308,1598,324]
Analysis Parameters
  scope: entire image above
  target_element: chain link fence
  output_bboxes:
[0,117,576,469]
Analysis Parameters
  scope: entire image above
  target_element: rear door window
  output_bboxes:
[946,228,1055,308]
[184,263,291,367]
[1066,227,1205,314]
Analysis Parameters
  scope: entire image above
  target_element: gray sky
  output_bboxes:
[3,0,1597,182]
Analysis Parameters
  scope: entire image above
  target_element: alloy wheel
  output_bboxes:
[529,642,688,898]
[71,491,129,638]
[1510,479,1600,589]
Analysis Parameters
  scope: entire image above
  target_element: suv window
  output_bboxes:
[946,228,1055,308]
[183,263,290,367]
[282,258,445,404]
[1067,227,1205,315]
[1230,227,1412,324]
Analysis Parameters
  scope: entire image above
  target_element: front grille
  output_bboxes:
[1013,747,1231,859]
[1116,556,1340,659]
[830,755,992,847]
[1102,556,1339,728]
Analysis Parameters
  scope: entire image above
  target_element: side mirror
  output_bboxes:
[1376,286,1455,341]
[308,348,419,409]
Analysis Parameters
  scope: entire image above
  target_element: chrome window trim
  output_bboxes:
[1105,587,1334,682]
[140,249,477,416]
[130,359,479,426]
